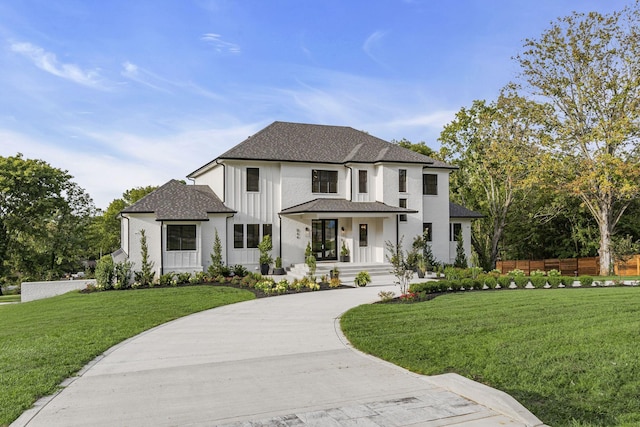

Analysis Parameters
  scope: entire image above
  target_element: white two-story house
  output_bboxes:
[119,121,481,276]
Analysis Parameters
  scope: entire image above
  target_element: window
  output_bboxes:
[247,224,260,248]
[312,170,338,193]
[423,223,433,242]
[234,224,244,248]
[423,174,437,195]
[359,224,368,247]
[167,225,196,251]
[262,224,272,239]
[358,170,367,193]
[450,223,462,241]
[247,168,259,192]
[399,169,407,192]
[399,199,407,222]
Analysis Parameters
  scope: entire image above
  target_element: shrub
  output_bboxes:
[95,255,115,290]
[498,276,512,289]
[483,275,497,289]
[275,279,289,294]
[508,269,526,277]
[530,276,547,289]
[175,272,191,285]
[378,290,395,302]
[354,271,371,287]
[232,264,248,277]
[547,276,561,288]
[514,275,529,289]
[579,275,594,286]
[290,279,304,292]
[560,276,575,286]
[547,269,561,277]
[460,278,474,290]
[114,261,133,290]
[329,277,341,288]
[530,269,546,277]
[159,272,175,287]
[449,280,462,292]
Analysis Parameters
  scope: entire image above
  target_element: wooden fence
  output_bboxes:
[496,255,640,277]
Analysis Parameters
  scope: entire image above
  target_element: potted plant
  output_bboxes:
[273,256,285,275]
[340,241,350,262]
[330,265,339,279]
[258,235,273,275]
[354,271,371,287]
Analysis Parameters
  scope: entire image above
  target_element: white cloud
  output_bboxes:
[10,41,106,89]
[0,123,262,210]
[201,33,241,54]
[362,30,388,66]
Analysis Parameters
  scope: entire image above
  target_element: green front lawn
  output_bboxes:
[0,286,254,426]
[341,288,640,427]
[0,295,20,303]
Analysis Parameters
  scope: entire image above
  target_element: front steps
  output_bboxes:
[286,262,401,287]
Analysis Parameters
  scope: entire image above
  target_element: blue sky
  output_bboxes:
[0,0,630,209]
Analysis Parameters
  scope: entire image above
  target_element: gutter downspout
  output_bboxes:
[345,165,353,201]
[278,214,282,260]
[160,221,164,276]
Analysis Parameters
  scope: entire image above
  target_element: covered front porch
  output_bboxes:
[279,198,417,265]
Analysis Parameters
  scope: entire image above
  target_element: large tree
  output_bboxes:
[517,4,640,274]
[89,185,157,257]
[0,154,95,284]
[439,87,550,270]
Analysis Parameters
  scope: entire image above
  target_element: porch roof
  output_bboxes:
[280,198,418,215]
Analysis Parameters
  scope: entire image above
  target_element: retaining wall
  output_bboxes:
[21,279,96,302]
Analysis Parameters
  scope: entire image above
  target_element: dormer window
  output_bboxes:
[312,170,338,193]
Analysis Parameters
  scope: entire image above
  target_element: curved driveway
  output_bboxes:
[14,284,545,427]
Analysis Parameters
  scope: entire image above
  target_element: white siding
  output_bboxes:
[423,169,452,265]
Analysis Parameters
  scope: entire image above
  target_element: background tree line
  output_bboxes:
[401,3,640,273]
[2,3,639,284]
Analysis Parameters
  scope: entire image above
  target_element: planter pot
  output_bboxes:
[416,270,425,279]
[340,255,350,263]
[260,264,270,275]
[330,271,339,279]
[273,267,285,275]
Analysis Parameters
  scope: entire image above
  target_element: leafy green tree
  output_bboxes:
[0,154,95,283]
[393,138,442,160]
[516,4,640,274]
[454,231,468,269]
[439,87,550,270]
[89,185,157,257]
[207,228,224,276]
[136,229,155,286]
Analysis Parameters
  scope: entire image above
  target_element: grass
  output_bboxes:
[341,288,640,427]
[0,286,254,426]
[0,295,20,303]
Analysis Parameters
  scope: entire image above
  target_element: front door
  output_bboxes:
[312,219,338,261]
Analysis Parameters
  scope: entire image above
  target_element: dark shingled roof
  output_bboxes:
[450,202,483,218]
[121,180,235,220]
[280,198,418,215]
[189,121,454,177]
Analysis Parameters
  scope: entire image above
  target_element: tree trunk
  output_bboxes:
[598,213,613,276]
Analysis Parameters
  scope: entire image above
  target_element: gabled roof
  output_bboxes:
[189,121,454,177]
[449,202,483,219]
[280,198,418,214]
[121,180,235,221]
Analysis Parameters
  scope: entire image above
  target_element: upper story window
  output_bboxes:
[358,170,367,193]
[312,170,338,193]
[399,169,407,192]
[167,225,196,251]
[423,174,437,195]
[247,168,259,192]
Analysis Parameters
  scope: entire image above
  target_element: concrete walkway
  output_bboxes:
[13,284,547,427]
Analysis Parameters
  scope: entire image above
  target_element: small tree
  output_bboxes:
[385,237,414,295]
[611,235,640,278]
[136,229,155,286]
[454,231,468,268]
[95,255,115,290]
[208,228,224,276]
[258,235,273,266]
